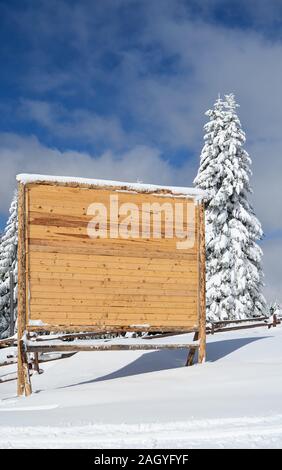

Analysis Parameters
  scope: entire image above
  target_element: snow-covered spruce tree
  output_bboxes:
[194,94,266,321]
[0,191,18,338]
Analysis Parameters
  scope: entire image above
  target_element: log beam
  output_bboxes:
[27,342,199,353]
[198,203,206,364]
[17,183,32,396]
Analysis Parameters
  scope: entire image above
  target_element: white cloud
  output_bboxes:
[20,99,129,149]
[123,9,282,149]
[0,131,195,215]
[248,140,282,234]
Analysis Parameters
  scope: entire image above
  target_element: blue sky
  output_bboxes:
[0,0,281,301]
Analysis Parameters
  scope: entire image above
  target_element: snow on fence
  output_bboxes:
[16,174,207,396]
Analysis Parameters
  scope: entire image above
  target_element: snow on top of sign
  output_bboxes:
[28,319,49,327]
[16,173,206,199]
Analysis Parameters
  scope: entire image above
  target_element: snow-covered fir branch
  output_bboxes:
[0,191,18,338]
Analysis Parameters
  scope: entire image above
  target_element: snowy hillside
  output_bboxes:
[1,326,282,448]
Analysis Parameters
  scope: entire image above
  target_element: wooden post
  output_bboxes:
[33,352,40,373]
[198,202,206,363]
[17,183,32,396]
[9,271,14,337]
[185,331,199,366]
[19,337,32,396]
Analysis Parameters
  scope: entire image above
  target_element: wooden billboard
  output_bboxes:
[16,174,206,395]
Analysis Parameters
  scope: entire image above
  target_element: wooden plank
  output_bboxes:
[28,320,198,329]
[30,307,196,326]
[30,307,197,316]
[29,266,197,278]
[29,280,197,292]
[30,308,197,319]
[28,195,194,210]
[27,324,198,333]
[29,273,197,284]
[28,289,197,299]
[29,317,197,327]
[29,258,197,272]
[28,223,195,238]
[29,305,196,317]
[29,209,194,230]
[28,183,189,196]
[29,282,198,293]
[29,318,197,333]
[29,268,197,281]
[29,299,196,309]
[27,183,194,197]
[27,184,195,201]
[29,288,197,299]
[28,293,196,303]
[28,229,196,254]
[29,252,196,266]
[29,269,197,281]
[28,308,197,318]
[29,240,197,259]
[29,272,197,285]
[29,283,198,294]
[30,262,197,272]
[30,280,196,291]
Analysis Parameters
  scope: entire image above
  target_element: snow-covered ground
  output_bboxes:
[1,326,282,448]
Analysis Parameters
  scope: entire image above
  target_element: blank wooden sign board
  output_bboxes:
[16,174,206,396]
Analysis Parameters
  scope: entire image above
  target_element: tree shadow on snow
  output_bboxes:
[59,335,267,389]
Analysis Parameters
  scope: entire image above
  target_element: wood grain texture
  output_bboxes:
[17,183,32,396]
[28,325,198,333]
[24,183,202,331]
[198,202,206,363]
